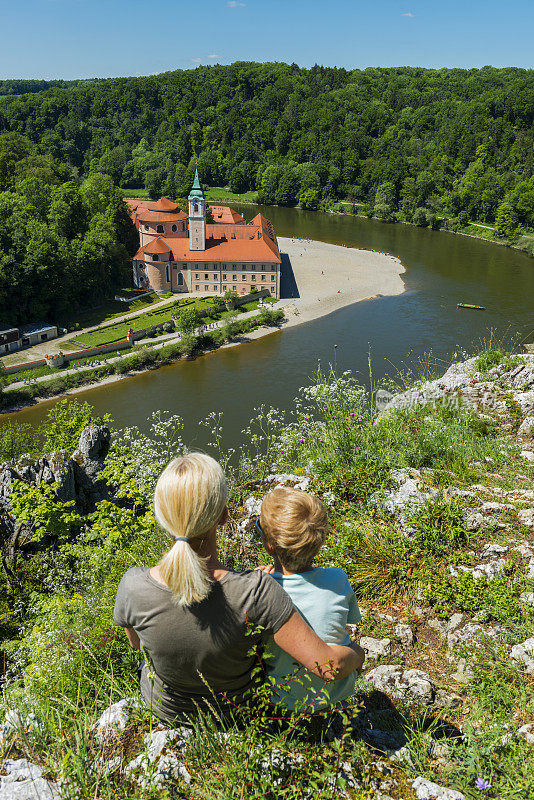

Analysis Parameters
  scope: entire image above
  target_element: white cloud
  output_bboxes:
[190,58,202,63]
[208,54,219,59]
[227,1,246,7]
[401,11,415,16]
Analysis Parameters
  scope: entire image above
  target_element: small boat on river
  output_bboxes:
[457,303,486,310]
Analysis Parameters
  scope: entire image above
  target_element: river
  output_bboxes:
[3,206,534,451]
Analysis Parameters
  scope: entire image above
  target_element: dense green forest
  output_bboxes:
[0,133,138,326]
[0,62,533,235]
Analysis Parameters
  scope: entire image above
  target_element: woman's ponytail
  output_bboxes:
[154,453,228,606]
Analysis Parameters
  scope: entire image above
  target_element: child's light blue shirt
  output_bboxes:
[265,566,361,709]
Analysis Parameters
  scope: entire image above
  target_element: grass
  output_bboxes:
[59,292,173,332]
[205,186,259,203]
[72,297,212,347]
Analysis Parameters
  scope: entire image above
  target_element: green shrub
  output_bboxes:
[475,349,505,373]
[424,569,529,623]
[408,495,469,558]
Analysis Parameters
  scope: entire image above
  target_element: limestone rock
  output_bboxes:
[516,723,534,744]
[520,450,534,463]
[365,665,436,706]
[244,496,262,517]
[93,698,131,741]
[520,592,534,608]
[511,637,534,674]
[518,508,534,529]
[361,637,391,659]
[447,622,506,652]
[71,425,111,478]
[0,759,60,800]
[514,392,534,416]
[411,776,465,800]
[266,473,311,492]
[518,416,534,438]
[394,623,414,648]
[125,728,190,772]
[480,542,508,558]
[371,468,437,518]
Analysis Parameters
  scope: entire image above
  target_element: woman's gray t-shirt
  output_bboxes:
[113,567,294,721]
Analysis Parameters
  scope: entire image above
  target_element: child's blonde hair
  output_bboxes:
[260,488,328,572]
[154,452,227,605]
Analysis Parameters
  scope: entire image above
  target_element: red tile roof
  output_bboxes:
[136,210,188,223]
[209,205,246,224]
[166,233,280,263]
[134,238,173,259]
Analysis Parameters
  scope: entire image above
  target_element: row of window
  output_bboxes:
[194,286,270,293]
[164,268,275,285]
[181,264,276,271]
[144,224,185,233]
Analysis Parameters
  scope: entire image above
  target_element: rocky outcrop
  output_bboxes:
[383,354,534,418]
[365,665,455,709]
[0,425,110,561]
[0,759,60,800]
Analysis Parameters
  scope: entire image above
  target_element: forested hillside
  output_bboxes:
[0,63,533,231]
[0,134,138,326]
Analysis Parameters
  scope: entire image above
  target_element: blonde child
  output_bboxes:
[257,487,363,710]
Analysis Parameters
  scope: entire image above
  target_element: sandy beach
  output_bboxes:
[277,237,406,328]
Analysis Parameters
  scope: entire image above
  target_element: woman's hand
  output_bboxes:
[273,611,364,682]
[254,564,275,574]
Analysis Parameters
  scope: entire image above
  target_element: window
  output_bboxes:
[232,274,237,280]
[205,285,209,291]
[157,225,164,233]
[195,285,199,291]
[182,223,185,231]
[144,225,149,231]
[204,273,208,279]
[250,265,255,271]
[213,285,217,291]
[242,274,247,281]
[261,264,265,270]
[166,265,170,283]
[195,273,199,279]
[172,224,177,232]
[152,254,159,262]
[261,275,265,281]
[232,285,236,291]
[222,285,227,291]
[222,274,227,280]
[213,274,217,280]
[177,273,184,286]
[271,275,275,281]
[193,202,198,213]
[251,275,256,281]
[271,265,276,271]
[183,263,187,268]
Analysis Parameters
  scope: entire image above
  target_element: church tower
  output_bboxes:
[188,168,206,251]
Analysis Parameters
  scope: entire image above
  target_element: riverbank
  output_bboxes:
[1,239,406,415]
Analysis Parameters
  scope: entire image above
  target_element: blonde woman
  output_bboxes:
[114,453,363,723]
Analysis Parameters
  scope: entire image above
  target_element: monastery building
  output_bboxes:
[126,171,281,298]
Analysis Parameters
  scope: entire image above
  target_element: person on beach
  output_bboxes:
[113,454,363,724]
[256,488,362,711]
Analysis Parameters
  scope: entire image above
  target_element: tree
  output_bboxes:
[494,202,518,239]
[176,306,201,333]
[299,189,319,210]
[223,289,239,303]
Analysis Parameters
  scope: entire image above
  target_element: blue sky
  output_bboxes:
[1,0,533,80]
